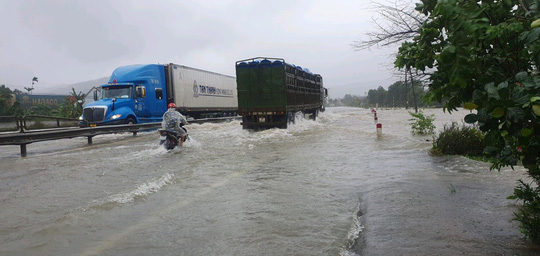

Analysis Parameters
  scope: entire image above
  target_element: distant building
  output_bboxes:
[15,94,67,109]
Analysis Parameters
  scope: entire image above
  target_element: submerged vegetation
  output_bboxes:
[409,111,435,135]
[431,122,484,157]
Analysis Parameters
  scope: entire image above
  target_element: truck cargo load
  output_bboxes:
[236,57,327,129]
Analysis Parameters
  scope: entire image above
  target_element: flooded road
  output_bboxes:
[0,107,537,255]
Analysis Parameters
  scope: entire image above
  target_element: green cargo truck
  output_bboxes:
[236,57,327,129]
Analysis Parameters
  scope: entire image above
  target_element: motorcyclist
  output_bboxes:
[162,103,188,146]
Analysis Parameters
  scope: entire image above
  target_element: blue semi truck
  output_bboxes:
[80,63,237,127]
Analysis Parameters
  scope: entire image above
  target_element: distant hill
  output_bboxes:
[44,77,109,96]
[21,77,109,106]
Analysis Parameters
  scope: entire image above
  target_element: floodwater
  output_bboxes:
[0,107,538,256]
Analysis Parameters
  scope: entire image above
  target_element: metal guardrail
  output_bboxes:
[0,116,20,132]
[0,115,80,133]
[22,115,80,131]
[0,116,240,157]
[0,122,161,157]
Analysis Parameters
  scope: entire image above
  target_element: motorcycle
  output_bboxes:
[158,126,188,150]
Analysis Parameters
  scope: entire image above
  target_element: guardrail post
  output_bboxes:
[88,136,93,144]
[17,117,24,133]
[20,144,27,157]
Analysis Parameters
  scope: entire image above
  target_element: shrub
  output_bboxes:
[409,111,435,135]
[508,181,540,244]
[432,122,484,156]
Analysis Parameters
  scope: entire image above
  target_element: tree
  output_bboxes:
[341,94,364,107]
[0,85,14,115]
[29,103,53,116]
[352,0,427,50]
[387,81,407,107]
[365,81,426,108]
[0,85,24,116]
[387,79,425,108]
[367,88,381,107]
[395,0,540,242]
[54,88,85,118]
[24,76,38,95]
[376,86,388,106]
[354,1,429,111]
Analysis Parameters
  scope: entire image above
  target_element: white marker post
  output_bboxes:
[376,123,382,137]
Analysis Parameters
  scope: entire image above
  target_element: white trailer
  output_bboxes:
[165,64,238,118]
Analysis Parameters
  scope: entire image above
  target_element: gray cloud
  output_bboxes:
[18,0,140,62]
[1,0,397,97]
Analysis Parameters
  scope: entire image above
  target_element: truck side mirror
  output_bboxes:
[93,90,98,101]
[136,86,146,98]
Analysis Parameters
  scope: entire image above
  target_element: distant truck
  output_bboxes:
[80,63,237,127]
[235,57,327,129]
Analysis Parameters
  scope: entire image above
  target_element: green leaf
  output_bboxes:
[497,81,508,89]
[484,130,504,148]
[442,45,456,54]
[519,31,529,42]
[513,91,530,105]
[532,76,540,88]
[499,120,508,129]
[484,145,501,154]
[531,96,540,102]
[491,107,505,118]
[521,128,533,137]
[523,80,537,88]
[485,82,500,99]
[507,107,525,123]
[527,27,540,44]
[531,19,540,28]
[472,90,485,102]
[463,102,478,110]
[515,71,528,82]
[533,105,540,116]
[464,113,477,123]
[476,111,488,124]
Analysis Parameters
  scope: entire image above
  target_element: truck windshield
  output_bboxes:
[100,86,132,99]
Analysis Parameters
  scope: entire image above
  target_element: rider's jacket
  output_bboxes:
[162,108,187,133]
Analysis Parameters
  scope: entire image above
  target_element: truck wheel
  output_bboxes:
[125,117,137,124]
[287,112,295,124]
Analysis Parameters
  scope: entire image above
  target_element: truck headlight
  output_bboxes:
[79,115,83,121]
[108,114,122,120]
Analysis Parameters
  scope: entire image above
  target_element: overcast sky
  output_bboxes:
[0,0,399,98]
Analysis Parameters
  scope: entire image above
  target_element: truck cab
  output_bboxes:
[80,64,168,127]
